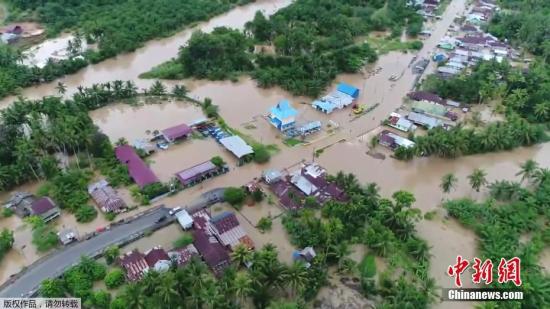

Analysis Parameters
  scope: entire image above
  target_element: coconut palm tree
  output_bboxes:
[440,173,458,194]
[534,102,549,121]
[233,272,253,306]
[468,168,488,192]
[155,272,179,308]
[172,84,188,99]
[285,262,308,298]
[532,168,550,187]
[123,283,146,309]
[56,82,67,95]
[231,244,253,268]
[516,159,539,183]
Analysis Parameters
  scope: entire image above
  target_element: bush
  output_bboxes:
[75,205,98,223]
[360,254,377,278]
[0,229,14,261]
[252,144,271,163]
[31,222,58,252]
[224,187,246,206]
[141,183,170,199]
[211,156,225,167]
[252,189,264,202]
[304,196,319,208]
[103,245,120,265]
[409,40,423,50]
[91,290,111,309]
[257,217,273,232]
[104,268,126,289]
[104,212,116,221]
[173,234,194,248]
[2,207,14,218]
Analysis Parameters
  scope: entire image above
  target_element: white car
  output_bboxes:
[169,207,182,216]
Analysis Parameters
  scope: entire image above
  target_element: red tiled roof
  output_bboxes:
[31,197,56,215]
[115,145,159,188]
[210,212,240,234]
[119,250,149,281]
[88,180,127,213]
[193,230,230,273]
[407,91,445,104]
[144,247,170,268]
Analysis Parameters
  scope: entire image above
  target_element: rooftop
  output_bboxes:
[31,197,57,215]
[144,247,170,268]
[115,145,159,188]
[119,250,149,281]
[336,83,360,98]
[175,161,218,184]
[210,212,240,234]
[219,136,254,159]
[193,229,230,272]
[161,123,192,142]
[270,100,298,120]
[88,179,127,213]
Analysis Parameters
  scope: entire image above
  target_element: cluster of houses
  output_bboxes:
[380,90,463,151]
[435,0,518,79]
[312,83,360,114]
[268,100,321,138]
[118,209,253,280]
[408,0,446,19]
[262,163,347,210]
[3,192,60,223]
[116,120,243,192]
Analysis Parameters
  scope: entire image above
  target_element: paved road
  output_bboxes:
[0,207,171,297]
[0,188,227,298]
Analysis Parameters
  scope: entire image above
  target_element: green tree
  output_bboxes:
[224,187,246,206]
[105,268,126,289]
[231,244,253,267]
[103,245,120,265]
[171,84,188,99]
[440,173,458,194]
[56,82,67,95]
[252,144,271,163]
[233,272,253,306]
[468,168,488,192]
[173,234,193,248]
[149,80,167,96]
[516,159,539,183]
[40,278,66,297]
[0,229,14,261]
[210,156,225,167]
[257,217,273,232]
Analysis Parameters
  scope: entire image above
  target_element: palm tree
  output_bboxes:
[123,283,146,309]
[149,80,167,96]
[233,272,253,306]
[231,244,253,268]
[284,262,308,298]
[532,168,550,187]
[155,272,179,308]
[172,84,188,99]
[516,159,539,183]
[56,82,67,95]
[534,102,549,121]
[440,173,458,194]
[115,137,129,146]
[468,168,488,192]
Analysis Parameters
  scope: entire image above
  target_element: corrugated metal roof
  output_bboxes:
[219,136,254,159]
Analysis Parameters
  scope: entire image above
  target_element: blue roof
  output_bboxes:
[336,83,359,98]
[312,100,336,113]
[270,100,298,120]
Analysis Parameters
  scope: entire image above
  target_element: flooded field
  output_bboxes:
[90,99,205,142]
[22,33,88,68]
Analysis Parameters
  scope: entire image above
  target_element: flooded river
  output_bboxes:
[1,0,549,307]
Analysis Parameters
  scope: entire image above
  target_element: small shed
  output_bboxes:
[263,169,283,184]
[176,210,194,230]
[336,83,359,99]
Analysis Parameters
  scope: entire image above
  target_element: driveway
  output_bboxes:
[0,206,171,297]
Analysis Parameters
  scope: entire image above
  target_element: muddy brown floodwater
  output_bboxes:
[1,0,549,308]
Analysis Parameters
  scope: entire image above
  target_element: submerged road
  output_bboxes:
[0,188,226,298]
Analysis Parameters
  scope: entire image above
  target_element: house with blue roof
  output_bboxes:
[336,83,360,99]
[269,100,298,131]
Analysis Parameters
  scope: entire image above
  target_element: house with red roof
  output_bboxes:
[144,247,171,272]
[160,123,192,143]
[192,229,230,276]
[30,197,60,223]
[168,244,199,267]
[118,250,150,282]
[115,145,159,188]
[208,212,254,250]
[88,180,127,213]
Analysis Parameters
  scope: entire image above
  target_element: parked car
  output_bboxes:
[155,215,167,223]
[169,207,182,216]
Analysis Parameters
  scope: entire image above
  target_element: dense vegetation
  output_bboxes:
[486,0,550,61]
[0,229,15,262]
[26,216,59,252]
[1,0,246,99]
[0,44,87,99]
[394,116,547,160]
[444,161,550,308]
[283,172,436,308]
[423,60,550,123]
[41,245,316,308]
[144,0,424,97]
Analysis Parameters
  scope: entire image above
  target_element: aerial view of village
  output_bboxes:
[0,0,548,308]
